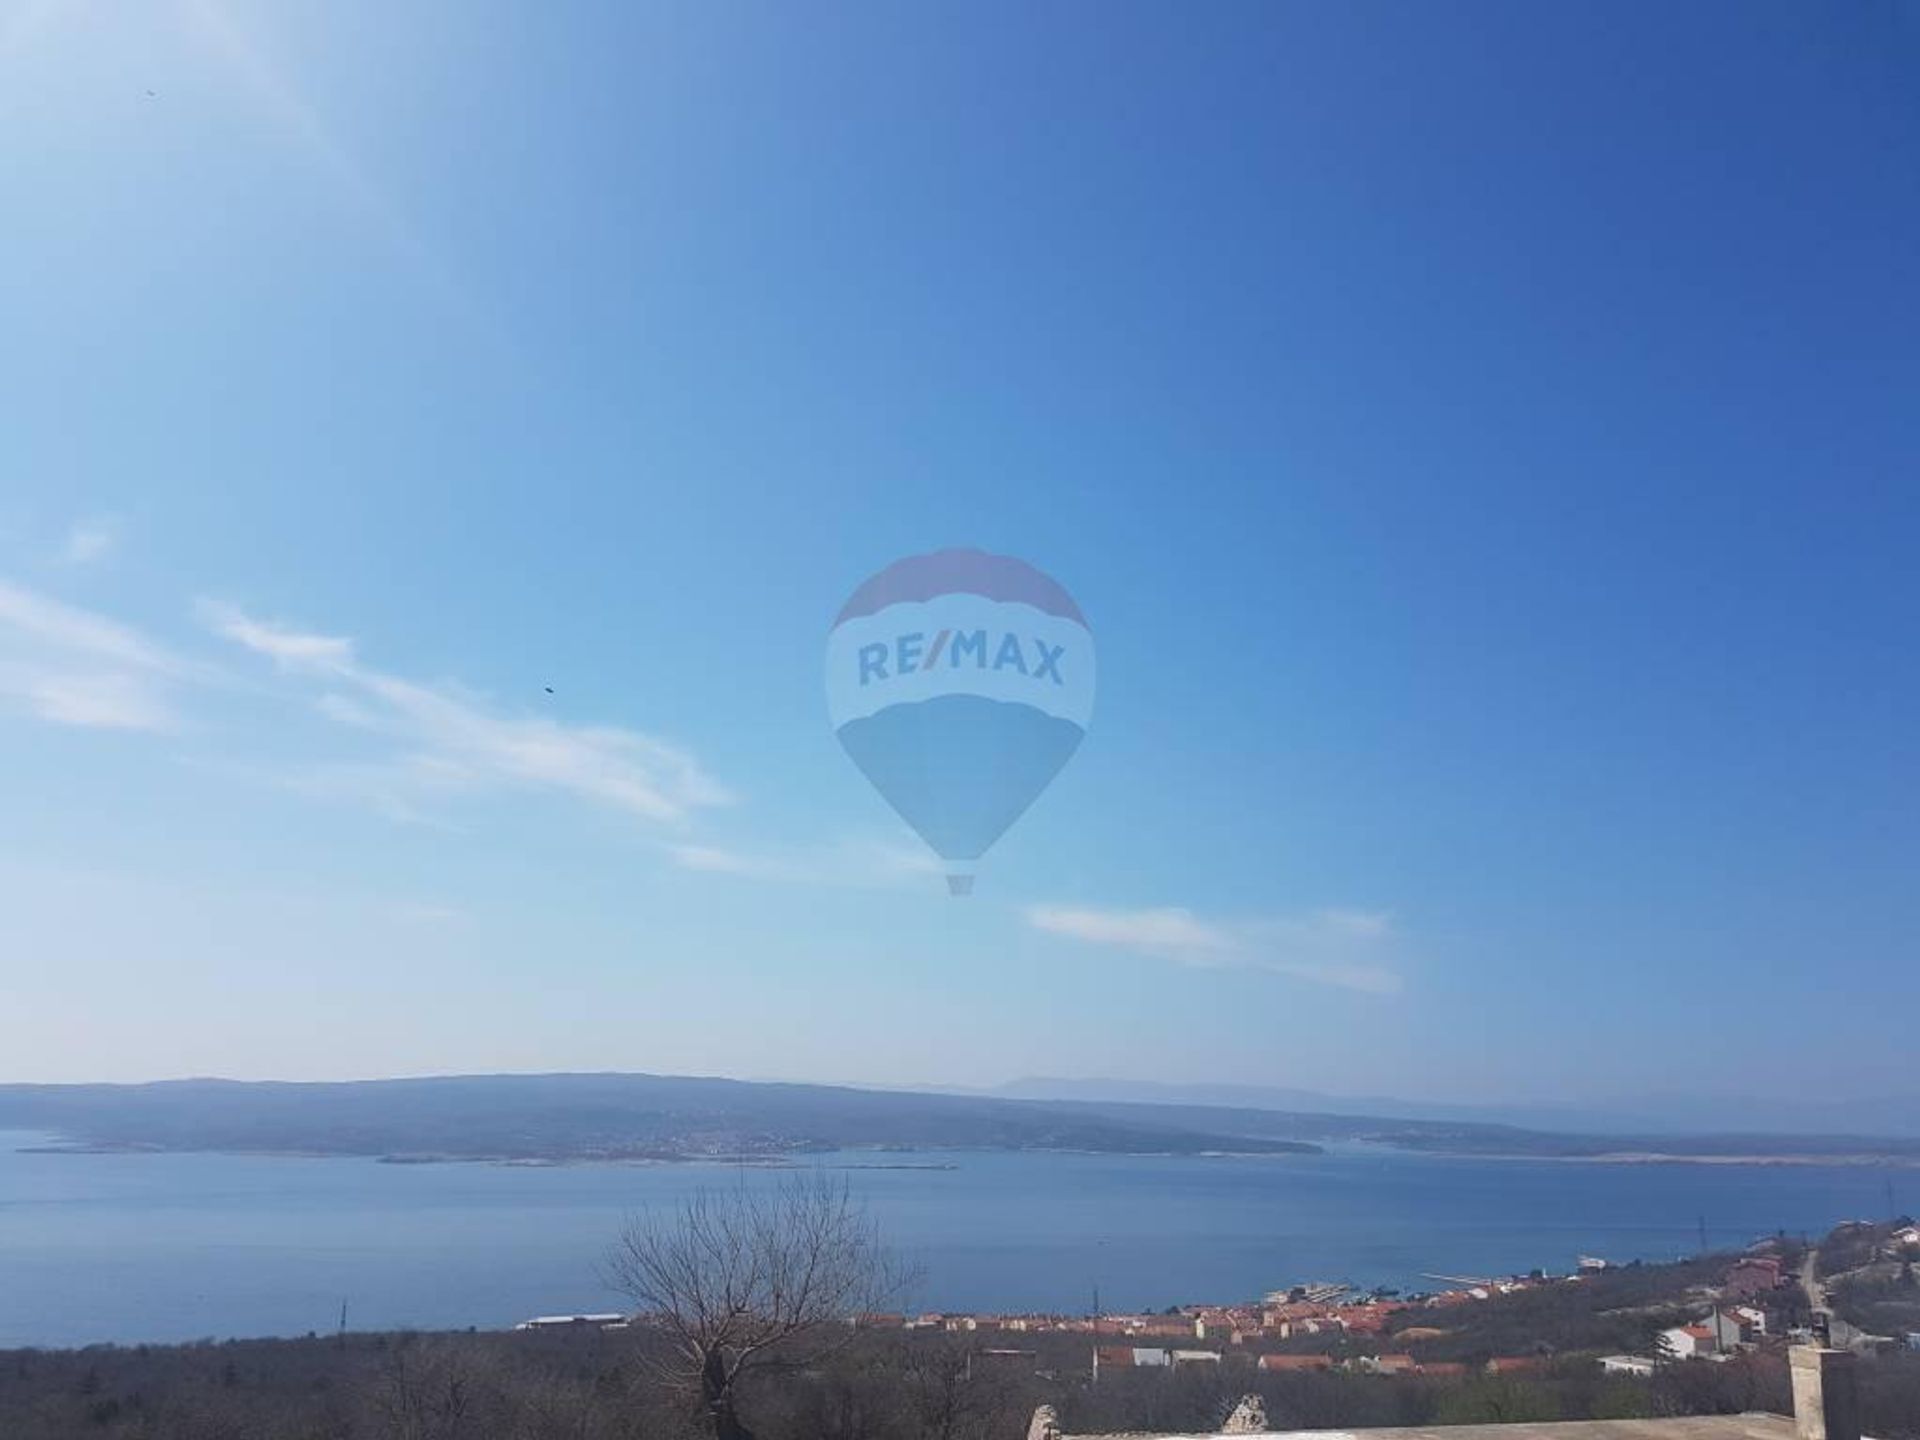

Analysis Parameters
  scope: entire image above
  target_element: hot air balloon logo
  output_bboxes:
[826,549,1094,895]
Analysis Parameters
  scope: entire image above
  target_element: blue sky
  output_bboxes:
[2,1,1915,1102]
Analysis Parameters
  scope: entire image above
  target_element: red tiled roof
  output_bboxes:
[1487,1356,1547,1374]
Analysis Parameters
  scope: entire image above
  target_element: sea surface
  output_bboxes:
[0,1131,1902,1348]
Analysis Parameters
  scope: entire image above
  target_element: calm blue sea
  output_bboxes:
[0,1132,1902,1348]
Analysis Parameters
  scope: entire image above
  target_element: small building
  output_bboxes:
[1702,1311,1751,1350]
[1258,1353,1333,1372]
[1730,1305,1768,1337]
[1723,1257,1784,1298]
[1093,1344,1175,1373]
[1169,1349,1221,1368]
[1356,1353,1418,1375]
[1599,1355,1656,1376]
[514,1313,628,1331]
[1659,1325,1719,1360]
[1134,1318,1203,1340]
[1486,1356,1547,1375]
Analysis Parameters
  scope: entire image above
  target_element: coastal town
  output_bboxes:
[14,1220,1916,1440]
[834,1242,1826,1379]
[522,1224,1920,1384]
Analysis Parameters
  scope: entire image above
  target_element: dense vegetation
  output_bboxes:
[1823,1218,1920,1344]
[1369,1252,1805,1364]
[0,1329,1036,1440]
[9,1203,1920,1439]
[7,1326,1920,1440]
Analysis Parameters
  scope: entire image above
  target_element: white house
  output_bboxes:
[1659,1325,1719,1360]
[1169,1350,1221,1368]
[1731,1305,1768,1337]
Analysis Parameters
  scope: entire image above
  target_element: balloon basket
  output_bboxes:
[945,873,975,898]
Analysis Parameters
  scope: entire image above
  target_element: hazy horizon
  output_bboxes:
[7,1066,1918,1141]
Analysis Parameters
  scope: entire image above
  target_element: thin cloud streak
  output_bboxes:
[666,836,944,889]
[1026,903,1405,995]
[24,673,172,731]
[0,579,192,732]
[0,581,180,674]
[1026,906,1236,957]
[202,601,731,826]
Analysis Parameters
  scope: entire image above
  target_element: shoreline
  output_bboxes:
[18,1140,1920,1169]
[1416,1148,1920,1169]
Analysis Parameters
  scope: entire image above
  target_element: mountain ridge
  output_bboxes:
[3,1071,1917,1164]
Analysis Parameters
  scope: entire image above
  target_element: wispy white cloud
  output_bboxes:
[0,581,175,672]
[207,607,354,669]
[24,672,173,731]
[1025,906,1236,958]
[665,835,944,888]
[201,600,731,826]
[0,579,189,732]
[1026,903,1405,995]
[57,520,119,567]
[5,586,926,884]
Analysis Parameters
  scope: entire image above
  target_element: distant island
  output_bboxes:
[0,1074,1318,1163]
[2,1072,1916,1166]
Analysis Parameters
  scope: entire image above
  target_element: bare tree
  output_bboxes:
[604,1173,910,1440]
[370,1337,483,1440]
